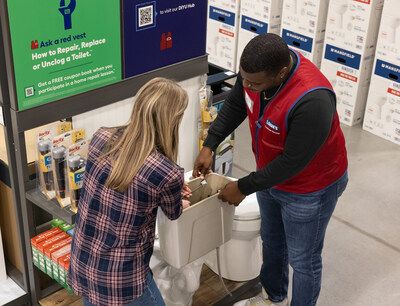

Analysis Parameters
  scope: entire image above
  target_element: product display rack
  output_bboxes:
[0,1,208,304]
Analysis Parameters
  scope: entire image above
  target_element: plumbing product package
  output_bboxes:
[51,129,85,208]
[36,122,72,199]
[207,0,240,71]
[324,0,384,55]
[157,173,235,269]
[363,0,400,145]
[236,0,283,71]
[321,0,384,126]
[66,139,89,213]
[281,0,330,68]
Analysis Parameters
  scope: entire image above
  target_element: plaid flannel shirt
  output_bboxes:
[67,127,183,305]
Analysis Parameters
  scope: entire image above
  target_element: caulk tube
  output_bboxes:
[38,140,53,191]
[52,146,67,198]
[68,155,86,204]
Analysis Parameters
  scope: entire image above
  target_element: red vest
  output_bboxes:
[244,51,347,193]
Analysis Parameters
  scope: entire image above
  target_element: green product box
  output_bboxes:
[51,218,65,228]
[59,223,75,232]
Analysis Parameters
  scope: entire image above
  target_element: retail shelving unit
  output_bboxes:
[0,1,208,305]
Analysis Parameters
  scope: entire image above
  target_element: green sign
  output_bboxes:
[7,0,122,110]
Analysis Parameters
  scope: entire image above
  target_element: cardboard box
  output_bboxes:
[321,44,374,126]
[374,0,400,64]
[36,232,69,273]
[236,0,283,71]
[363,59,400,144]
[122,0,207,78]
[324,0,384,55]
[207,1,240,71]
[58,254,73,293]
[44,236,72,278]
[51,244,71,282]
[281,0,330,67]
[30,227,63,268]
[157,173,235,269]
[58,253,70,287]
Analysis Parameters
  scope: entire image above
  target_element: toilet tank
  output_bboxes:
[157,173,235,269]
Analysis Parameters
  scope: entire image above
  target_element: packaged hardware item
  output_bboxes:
[198,85,218,151]
[51,129,85,208]
[30,227,63,267]
[66,139,89,213]
[36,122,72,199]
[51,244,71,283]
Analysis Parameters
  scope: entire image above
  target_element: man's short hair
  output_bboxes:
[240,33,291,76]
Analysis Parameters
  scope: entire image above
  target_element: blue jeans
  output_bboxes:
[257,171,348,306]
[82,271,165,306]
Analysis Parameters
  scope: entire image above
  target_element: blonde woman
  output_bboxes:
[67,78,191,306]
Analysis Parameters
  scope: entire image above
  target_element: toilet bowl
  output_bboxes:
[205,193,262,282]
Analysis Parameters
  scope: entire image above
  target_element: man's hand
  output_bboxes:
[218,181,245,206]
[193,146,213,179]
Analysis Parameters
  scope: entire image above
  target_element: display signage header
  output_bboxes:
[7,0,122,110]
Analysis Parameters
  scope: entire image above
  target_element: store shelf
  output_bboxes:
[26,189,76,225]
[207,63,237,86]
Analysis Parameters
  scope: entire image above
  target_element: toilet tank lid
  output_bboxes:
[234,193,260,221]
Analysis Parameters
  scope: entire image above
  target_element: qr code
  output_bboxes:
[25,86,34,97]
[138,5,153,27]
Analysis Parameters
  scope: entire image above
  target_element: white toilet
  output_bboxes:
[205,193,262,281]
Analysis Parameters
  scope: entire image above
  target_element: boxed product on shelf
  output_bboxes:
[363,59,400,144]
[321,44,375,126]
[66,139,89,213]
[44,236,72,278]
[36,122,72,200]
[324,0,384,56]
[362,0,400,145]
[30,227,63,267]
[59,223,74,233]
[58,253,73,293]
[51,218,65,228]
[280,0,330,68]
[122,0,207,78]
[321,0,384,127]
[207,0,240,71]
[51,245,71,283]
[374,0,400,64]
[36,232,69,273]
[236,0,283,71]
[51,129,85,208]
[67,228,74,236]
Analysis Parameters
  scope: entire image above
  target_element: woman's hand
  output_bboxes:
[182,199,191,209]
[181,181,192,198]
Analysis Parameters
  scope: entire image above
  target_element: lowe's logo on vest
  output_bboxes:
[265,119,280,134]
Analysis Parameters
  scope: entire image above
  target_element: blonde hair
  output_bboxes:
[103,77,188,192]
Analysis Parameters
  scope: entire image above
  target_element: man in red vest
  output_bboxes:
[193,33,348,306]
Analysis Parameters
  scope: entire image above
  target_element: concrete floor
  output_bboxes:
[231,120,400,306]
